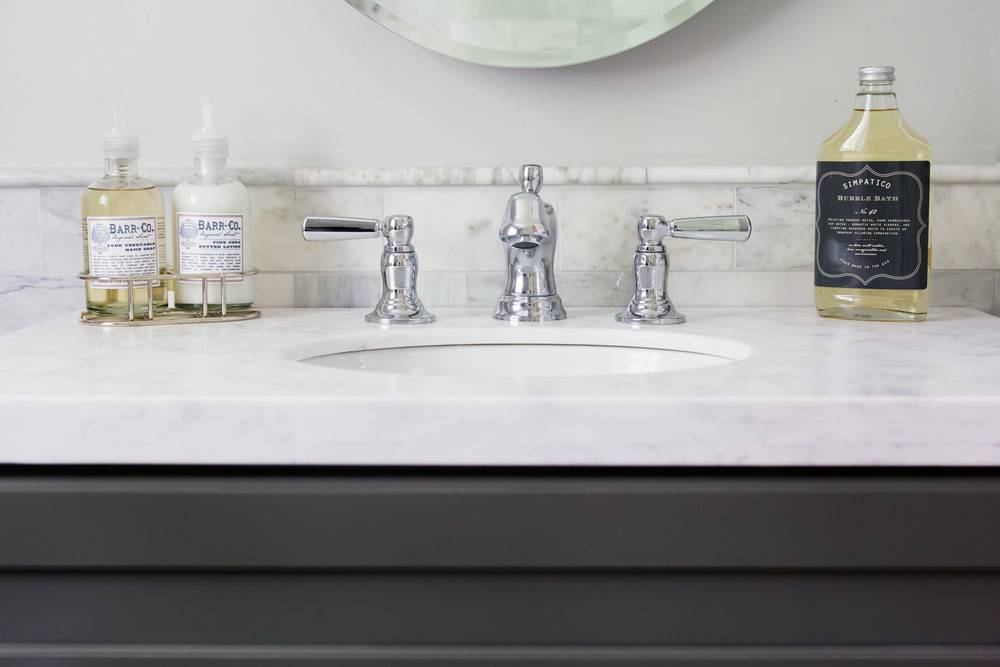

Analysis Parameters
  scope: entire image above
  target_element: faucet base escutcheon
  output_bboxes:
[366,301,435,325]
[494,294,567,323]
[615,300,685,325]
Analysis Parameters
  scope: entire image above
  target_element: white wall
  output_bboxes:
[0,0,998,169]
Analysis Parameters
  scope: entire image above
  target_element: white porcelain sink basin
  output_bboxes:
[303,342,734,378]
[294,316,752,379]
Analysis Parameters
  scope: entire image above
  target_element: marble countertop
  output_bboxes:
[1,307,999,466]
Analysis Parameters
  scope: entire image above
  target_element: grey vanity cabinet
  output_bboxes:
[1,468,999,665]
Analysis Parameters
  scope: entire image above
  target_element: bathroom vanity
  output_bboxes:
[1,306,1000,664]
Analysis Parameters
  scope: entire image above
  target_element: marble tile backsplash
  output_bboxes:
[2,179,999,333]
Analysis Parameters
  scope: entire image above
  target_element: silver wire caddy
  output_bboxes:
[78,269,261,326]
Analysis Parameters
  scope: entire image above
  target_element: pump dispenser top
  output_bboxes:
[101,105,139,160]
[192,96,229,159]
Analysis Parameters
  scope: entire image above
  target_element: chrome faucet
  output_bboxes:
[617,214,751,325]
[494,164,567,322]
[302,214,435,324]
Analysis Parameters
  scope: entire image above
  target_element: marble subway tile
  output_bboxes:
[295,272,379,308]
[295,272,466,308]
[39,188,84,274]
[382,186,508,271]
[928,270,996,312]
[0,188,42,273]
[466,272,505,307]
[251,187,384,272]
[932,184,1000,269]
[734,186,814,270]
[252,272,296,307]
[557,271,634,307]
[417,272,468,308]
[668,271,815,307]
[0,274,80,334]
[560,186,736,271]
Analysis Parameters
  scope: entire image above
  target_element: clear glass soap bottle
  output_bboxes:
[815,66,932,321]
[82,123,167,316]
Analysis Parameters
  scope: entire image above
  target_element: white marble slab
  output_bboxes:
[1,306,999,466]
[0,188,42,273]
[0,274,80,335]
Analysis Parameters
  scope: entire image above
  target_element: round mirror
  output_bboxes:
[345,0,714,68]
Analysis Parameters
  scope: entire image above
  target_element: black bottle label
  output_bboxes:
[815,161,929,290]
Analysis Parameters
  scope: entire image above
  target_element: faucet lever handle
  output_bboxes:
[301,214,433,325]
[302,216,382,242]
[303,215,416,250]
[637,214,751,246]
[618,213,751,326]
[669,215,751,242]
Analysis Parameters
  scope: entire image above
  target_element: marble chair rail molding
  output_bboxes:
[1,162,999,333]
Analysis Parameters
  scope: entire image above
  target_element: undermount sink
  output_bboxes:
[303,343,733,378]
[296,325,749,379]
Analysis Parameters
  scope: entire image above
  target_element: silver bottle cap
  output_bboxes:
[858,65,895,82]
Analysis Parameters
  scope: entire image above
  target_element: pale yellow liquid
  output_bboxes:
[82,185,168,315]
[816,104,932,321]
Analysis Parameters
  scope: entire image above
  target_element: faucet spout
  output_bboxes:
[494,165,567,322]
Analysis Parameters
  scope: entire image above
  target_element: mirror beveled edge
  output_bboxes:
[344,0,715,68]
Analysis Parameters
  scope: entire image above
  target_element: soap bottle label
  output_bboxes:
[815,161,929,290]
[86,216,161,287]
[176,213,245,282]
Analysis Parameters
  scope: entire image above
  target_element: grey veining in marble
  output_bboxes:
[930,270,997,312]
[560,186,736,271]
[0,167,295,188]
[0,274,80,334]
[252,187,385,272]
[294,272,467,308]
[293,164,1000,187]
[382,186,508,271]
[295,272,381,309]
[39,188,83,274]
[0,188,42,273]
[3,306,1000,466]
[465,272,505,307]
[734,186,813,270]
[2,164,997,189]
[932,184,1000,269]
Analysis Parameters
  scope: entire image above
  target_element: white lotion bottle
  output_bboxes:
[171,98,253,310]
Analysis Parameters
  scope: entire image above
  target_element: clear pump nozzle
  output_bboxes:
[101,104,140,160]
[192,95,229,159]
